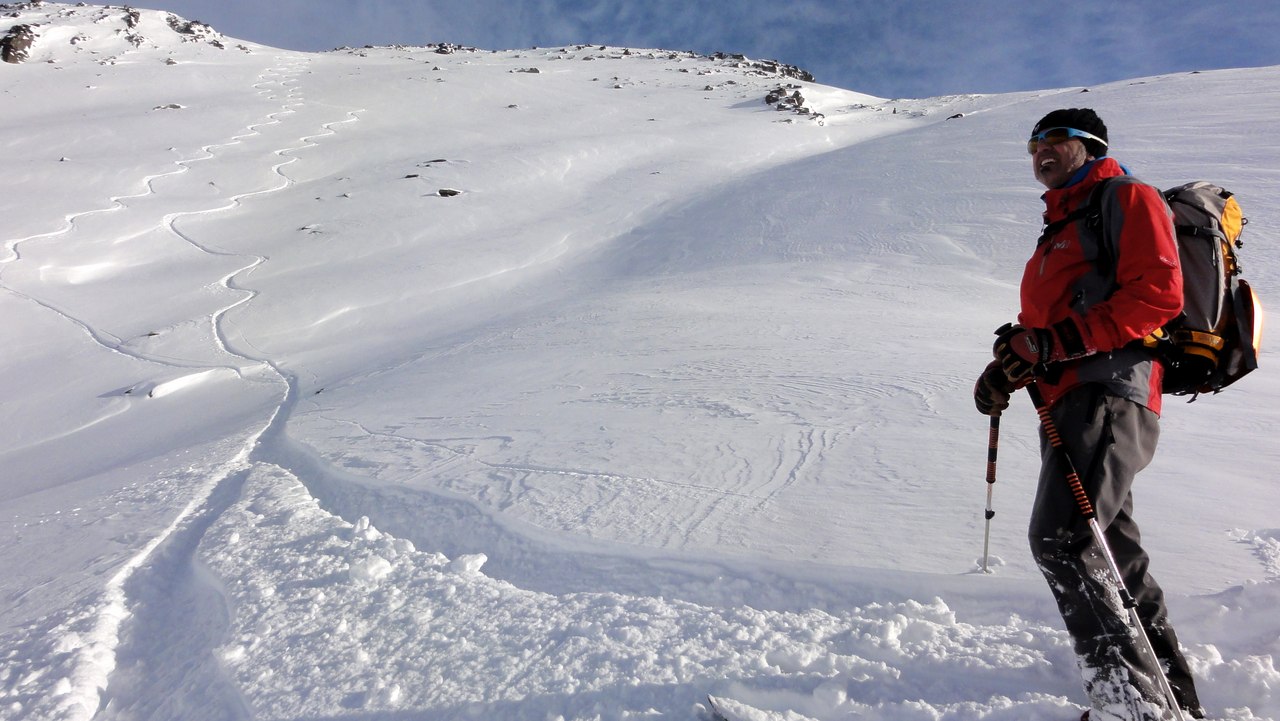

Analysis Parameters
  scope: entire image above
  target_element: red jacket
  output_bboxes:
[1019,158,1183,414]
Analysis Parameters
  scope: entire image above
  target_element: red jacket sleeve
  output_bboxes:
[1070,181,1183,352]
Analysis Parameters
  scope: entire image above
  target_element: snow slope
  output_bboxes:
[1,4,1277,720]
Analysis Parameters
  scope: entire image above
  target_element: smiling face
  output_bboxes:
[1031,137,1093,189]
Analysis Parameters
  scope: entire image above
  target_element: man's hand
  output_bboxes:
[992,320,1090,383]
[993,323,1049,382]
[973,360,1015,416]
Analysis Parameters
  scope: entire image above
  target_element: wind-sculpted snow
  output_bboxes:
[2,3,1279,720]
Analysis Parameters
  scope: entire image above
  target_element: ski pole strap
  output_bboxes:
[1026,384,1097,520]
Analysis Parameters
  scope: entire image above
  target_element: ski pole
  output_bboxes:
[1025,383,1186,721]
[981,413,1000,573]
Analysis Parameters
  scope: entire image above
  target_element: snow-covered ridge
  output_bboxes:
[1,3,1278,720]
[1,1,241,65]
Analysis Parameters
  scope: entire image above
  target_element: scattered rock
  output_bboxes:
[765,85,802,106]
[165,13,223,45]
[1,23,35,63]
[714,51,815,82]
[432,42,476,55]
[764,84,824,123]
[152,103,184,110]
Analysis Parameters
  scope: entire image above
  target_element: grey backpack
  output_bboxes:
[1152,182,1260,397]
[1044,179,1261,398]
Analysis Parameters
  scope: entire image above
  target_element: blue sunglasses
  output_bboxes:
[1027,127,1108,155]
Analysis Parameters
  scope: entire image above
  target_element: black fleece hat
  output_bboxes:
[1031,108,1109,157]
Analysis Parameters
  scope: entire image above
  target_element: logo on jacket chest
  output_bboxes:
[1038,235,1074,276]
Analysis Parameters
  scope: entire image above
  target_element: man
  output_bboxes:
[973,108,1206,721]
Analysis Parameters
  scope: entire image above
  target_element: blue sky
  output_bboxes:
[143,0,1280,98]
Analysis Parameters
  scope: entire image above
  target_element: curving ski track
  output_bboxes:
[0,54,366,720]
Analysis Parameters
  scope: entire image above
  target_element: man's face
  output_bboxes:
[1031,137,1092,189]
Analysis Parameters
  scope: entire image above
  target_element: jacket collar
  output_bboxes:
[1041,157,1128,219]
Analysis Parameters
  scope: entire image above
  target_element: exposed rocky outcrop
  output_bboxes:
[1,21,34,63]
[165,13,223,47]
[1,4,232,63]
[432,42,477,55]
[713,52,815,82]
[765,83,825,123]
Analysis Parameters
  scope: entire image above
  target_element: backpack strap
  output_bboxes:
[1037,177,1117,249]
[1037,177,1124,303]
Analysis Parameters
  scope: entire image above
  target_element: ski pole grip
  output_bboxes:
[986,415,1000,485]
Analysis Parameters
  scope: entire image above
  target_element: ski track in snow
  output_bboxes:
[0,49,372,720]
[92,60,375,720]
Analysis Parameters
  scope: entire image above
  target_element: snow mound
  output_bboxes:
[190,463,1093,719]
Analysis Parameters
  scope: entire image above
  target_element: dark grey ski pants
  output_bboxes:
[1029,385,1203,720]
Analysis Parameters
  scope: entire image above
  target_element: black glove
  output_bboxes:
[973,359,1015,416]
[992,320,1089,383]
